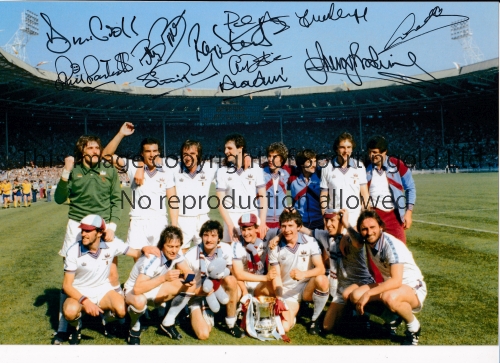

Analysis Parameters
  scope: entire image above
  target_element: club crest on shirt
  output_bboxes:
[104,253,111,259]
[179,178,184,182]
[81,262,86,266]
[77,174,83,178]
[300,250,308,262]
[247,174,254,185]
[100,171,107,176]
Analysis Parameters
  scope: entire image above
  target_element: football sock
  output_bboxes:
[102,310,117,324]
[311,289,329,321]
[128,305,147,332]
[406,316,420,333]
[156,302,166,318]
[68,313,82,329]
[380,308,400,324]
[57,290,69,333]
[112,284,124,296]
[225,316,237,329]
[162,293,193,327]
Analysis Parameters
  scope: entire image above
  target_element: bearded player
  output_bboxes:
[347,210,427,345]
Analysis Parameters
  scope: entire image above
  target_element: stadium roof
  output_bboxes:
[0,47,497,123]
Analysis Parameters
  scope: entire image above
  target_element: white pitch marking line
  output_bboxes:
[413,220,498,234]
[418,208,498,215]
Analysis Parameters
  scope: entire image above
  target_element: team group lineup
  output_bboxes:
[51,121,425,345]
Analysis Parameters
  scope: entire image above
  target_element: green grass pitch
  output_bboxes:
[0,173,497,345]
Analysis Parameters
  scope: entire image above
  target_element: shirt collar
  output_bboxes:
[374,156,389,171]
[198,244,217,258]
[333,157,358,169]
[160,252,175,268]
[370,233,384,255]
[79,240,108,255]
[278,233,306,247]
[181,163,201,174]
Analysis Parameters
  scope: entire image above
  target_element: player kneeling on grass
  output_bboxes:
[288,208,376,334]
[346,210,427,345]
[184,220,245,340]
[123,226,196,344]
[232,213,277,297]
[255,209,329,336]
[62,215,160,345]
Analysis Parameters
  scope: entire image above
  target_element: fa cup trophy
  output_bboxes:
[253,296,277,337]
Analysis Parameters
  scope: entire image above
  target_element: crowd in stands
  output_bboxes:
[0,107,497,173]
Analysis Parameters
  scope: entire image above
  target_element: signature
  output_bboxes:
[380,6,469,54]
[189,11,290,62]
[295,2,368,28]
[54,53,133,91]
[219,67,288,91]
[131,11,191,88]
[304,41,436,86]
[228,52,291,75]
[41,13,71,54]
[74,15,138,45]
[41,13,138,54]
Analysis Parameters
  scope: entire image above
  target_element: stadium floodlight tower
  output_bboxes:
[450,19,484,66]
[1,10,39,64]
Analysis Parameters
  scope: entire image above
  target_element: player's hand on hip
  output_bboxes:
[120,122,135,136]
[82,299,103,317]
[103,229,115,242]
[64,156,75,172]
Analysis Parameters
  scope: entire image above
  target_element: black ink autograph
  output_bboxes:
[131,11,192,88]
[304,5,468,87]
[304,41,436,87]
[228,52,291,75]
[380,6,468,54]
[188,11,290,61]
[295,2,368,28]
[41,13,138,53]
[219,67,289,92]
[54,53,133,91]
[41,13,71,54]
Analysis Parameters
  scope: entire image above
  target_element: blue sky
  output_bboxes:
[0,2,498,92]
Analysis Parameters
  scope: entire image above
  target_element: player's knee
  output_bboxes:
[116,305,127,318]
[63,301,81,321]
[196,327,211,340]
[222,275,237,290]
[315,274,329,290]
[381,291,399,310]
[350,289,364,304]
[323,319,333,332]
